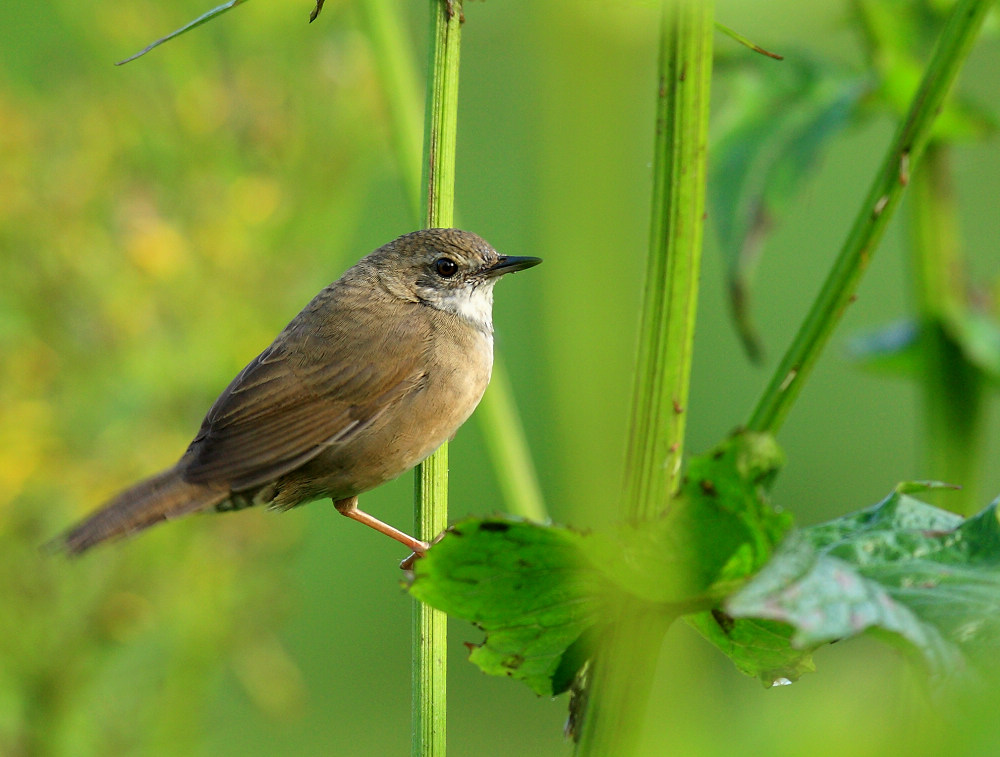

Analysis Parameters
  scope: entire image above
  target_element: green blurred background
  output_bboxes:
[2,0,998,754]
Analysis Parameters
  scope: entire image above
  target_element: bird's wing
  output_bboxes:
[182,297,428,491]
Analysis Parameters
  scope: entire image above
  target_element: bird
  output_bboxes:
[53,228,541,559]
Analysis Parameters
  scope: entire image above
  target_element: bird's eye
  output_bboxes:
[434,258,459,278]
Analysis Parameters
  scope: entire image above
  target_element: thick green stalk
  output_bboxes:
[746,0,994,435]
[573,603,677,755]
[622,0,713,520]
[413,2,463,756]
[909,145,983,512]
[359,0,547,523]
[575,2,714,754]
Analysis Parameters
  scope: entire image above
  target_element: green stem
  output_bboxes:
[421,1,462,228]
[910,147,962,319]
[746,0,994,435]
[412,451,448,757]
[622,0,713,520]
[909,145,983,511]
[413,2,463,756]
[573,602,677,755]
[714,21,783,60]
[576,2,714,754]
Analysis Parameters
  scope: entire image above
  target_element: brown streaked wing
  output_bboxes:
[183,316,428,491]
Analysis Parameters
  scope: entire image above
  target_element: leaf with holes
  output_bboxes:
[408,518,608,696]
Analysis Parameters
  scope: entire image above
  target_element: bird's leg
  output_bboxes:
[334,496,430,557]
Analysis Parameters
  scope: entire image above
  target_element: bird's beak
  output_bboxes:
[483,255,543,279]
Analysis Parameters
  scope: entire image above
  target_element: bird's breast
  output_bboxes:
[419,320,494,436]
[357,320,493,484]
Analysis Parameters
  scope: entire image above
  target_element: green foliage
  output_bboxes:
[685,612,816,686]
[410,518,603,697]
[853,0,997,138]
[413,472,1000,699]
[725,485,1000,687]
[841,0,1000,514]
[409,432,791,697]
[671,432,790,592]
[850,307,1000,384]
[710,54,867,359]
[711,0,998,364]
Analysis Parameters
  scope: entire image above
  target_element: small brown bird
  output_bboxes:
[55,228,540,557]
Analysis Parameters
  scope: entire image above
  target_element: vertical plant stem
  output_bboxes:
[909,144,983,511]
[421,1,462,227]
[622,1,713,522]
[746,0,994,436]
[576,2,714,754]
[413,455,448,757]
[413,2,462,756]
[910,147,962,318]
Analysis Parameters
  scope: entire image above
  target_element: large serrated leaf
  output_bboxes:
[723,488,1000,686]
[408,518,607,696]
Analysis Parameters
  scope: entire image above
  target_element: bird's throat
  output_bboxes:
[439,284,495,335]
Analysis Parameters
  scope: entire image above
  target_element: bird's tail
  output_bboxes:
[53,467,229,555]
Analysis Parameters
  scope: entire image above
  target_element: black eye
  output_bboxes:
[434,258,458,277]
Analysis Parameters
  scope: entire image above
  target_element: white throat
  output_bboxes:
[438,283,496,335]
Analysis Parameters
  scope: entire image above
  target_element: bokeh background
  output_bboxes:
[2,0,999,755]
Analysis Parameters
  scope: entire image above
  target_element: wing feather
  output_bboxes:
[182,288,429,491]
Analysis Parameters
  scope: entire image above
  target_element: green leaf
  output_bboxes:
[661,430,791,594]
[723,488,1000,686]
[408,518,608,696]
[408,432,792,695]
[710,56,867,360]
[686,610,815,687]
[587,433,788,607]
[116,0,250,65]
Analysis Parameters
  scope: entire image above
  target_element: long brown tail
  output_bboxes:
[55,467,229,555]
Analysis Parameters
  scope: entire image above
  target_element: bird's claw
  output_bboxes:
[400,551,422,571]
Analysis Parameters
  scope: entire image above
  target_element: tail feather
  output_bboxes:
[55,467,229,555]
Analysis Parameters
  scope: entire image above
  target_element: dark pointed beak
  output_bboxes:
[483,255,543,279]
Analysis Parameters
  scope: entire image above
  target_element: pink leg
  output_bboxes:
[334,497,430,556]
